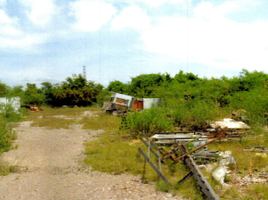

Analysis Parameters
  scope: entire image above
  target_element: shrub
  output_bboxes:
[0,103,24,123]
[0,121,17,154]
[124,107,173,137]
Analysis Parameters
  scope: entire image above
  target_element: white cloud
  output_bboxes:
[0,25,22,37]
[69,0,116,32]
[110,6,151,30]
[0,9,17,24]
[0,7,48,50]
[133,0,187,8]
[0,33,48,51]
[193,1,259,20]
[18,0,56,26]
[141,16,187,60]
[140,0,268,73]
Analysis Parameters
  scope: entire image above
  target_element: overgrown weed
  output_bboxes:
[123,107,173,137]
[0,121,17,155]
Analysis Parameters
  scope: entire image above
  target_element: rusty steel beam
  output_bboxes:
[180,145,220,200]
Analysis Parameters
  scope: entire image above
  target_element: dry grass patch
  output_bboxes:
[79,115,121,131]
[25,106,102,129]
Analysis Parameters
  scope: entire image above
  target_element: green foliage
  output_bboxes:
[0,121,17,154]
[51,74,103,107]
[0,102,24,123]
[230,87,268,126]
[0,82,9,97]
[174,70,200,83]
[106,80,128,93]
[23,83,46,105]
[129,73,166,97]
[124,107,173,136]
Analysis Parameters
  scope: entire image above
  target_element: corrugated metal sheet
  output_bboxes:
[143,98,161,109]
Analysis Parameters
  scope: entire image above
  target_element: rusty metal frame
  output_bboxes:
[160,127,227,163]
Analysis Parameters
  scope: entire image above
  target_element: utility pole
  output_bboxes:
[83,66,86,80]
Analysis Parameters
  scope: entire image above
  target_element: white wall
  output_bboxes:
[143,98,161,109]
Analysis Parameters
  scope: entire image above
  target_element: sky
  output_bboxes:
[1,0,268,88]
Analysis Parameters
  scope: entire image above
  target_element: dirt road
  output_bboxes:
[0,121,182,200]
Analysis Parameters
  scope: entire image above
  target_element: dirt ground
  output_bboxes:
[0,120,183,200]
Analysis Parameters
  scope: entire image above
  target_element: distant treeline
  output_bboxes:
[1,69,268,126]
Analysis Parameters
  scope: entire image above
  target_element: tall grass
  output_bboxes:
[124,107,173,137]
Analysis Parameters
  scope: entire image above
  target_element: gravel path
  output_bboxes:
[0,121,183,200]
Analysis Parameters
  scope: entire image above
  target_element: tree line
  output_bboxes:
[1,69,268,126]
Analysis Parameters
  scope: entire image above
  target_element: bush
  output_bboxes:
[124,107,173,137]
[0,121,17,154]
[0,103,24,123]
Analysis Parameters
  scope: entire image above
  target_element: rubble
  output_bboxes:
[210,118,250,129]
[212,166,229,185]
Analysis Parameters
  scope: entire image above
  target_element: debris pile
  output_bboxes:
[137,114,262,199]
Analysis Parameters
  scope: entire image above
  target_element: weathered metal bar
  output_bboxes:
[141,133,159,151]
[138,148,172,186]
[177,171,193,185]
[140,137,160,159]
[181,145,220,200]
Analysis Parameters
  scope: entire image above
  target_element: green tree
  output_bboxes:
[23,83,45,105]
[107,80,128,93]
[129,73,166,97]
[51,74,103,107]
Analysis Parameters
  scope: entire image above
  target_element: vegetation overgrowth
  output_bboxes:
[9,105,268,199]
[1,69,268,198]
[1,69,268,129]
[0,103,23,175]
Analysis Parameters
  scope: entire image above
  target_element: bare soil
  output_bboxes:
[0,120,182,200]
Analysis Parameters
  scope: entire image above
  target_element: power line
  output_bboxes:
[187,0,189,73]
[83,66,86,80]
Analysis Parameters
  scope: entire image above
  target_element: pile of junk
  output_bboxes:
[137,110,264,199]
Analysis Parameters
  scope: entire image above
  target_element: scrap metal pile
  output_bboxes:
[138,119,252,199]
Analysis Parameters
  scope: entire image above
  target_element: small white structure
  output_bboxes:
[143,98,161,109]
[0,97,21,113]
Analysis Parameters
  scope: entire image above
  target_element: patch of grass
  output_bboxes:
[221,187,240,199]
[79,115,121,131]
[242,184,268,200]
[209,139,268,172]
[26,106,102,129]
[84,133,144,174]
[31,117,77,129]
[0,162,18,176]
